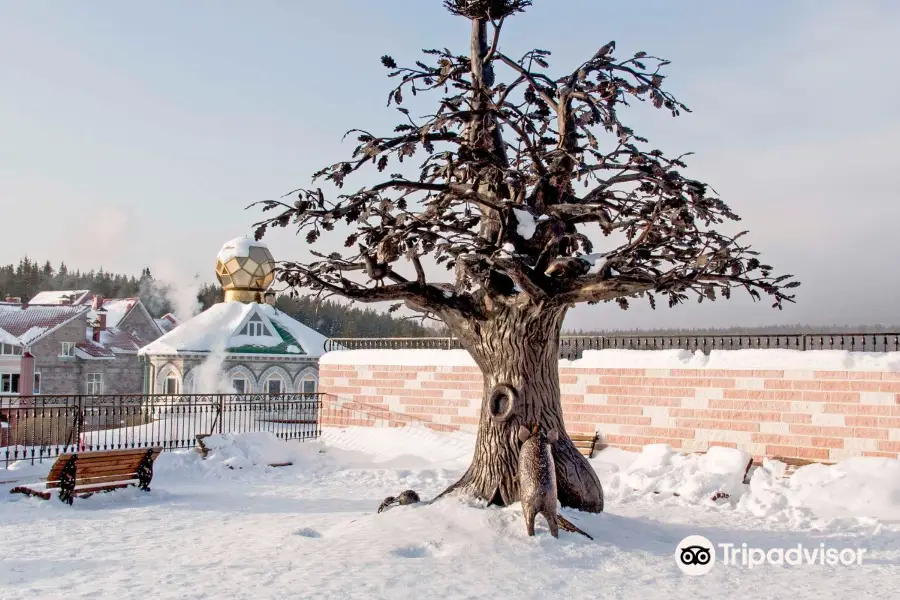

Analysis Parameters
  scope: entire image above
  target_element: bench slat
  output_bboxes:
[67,453,157,468]
[67,458,147,472]
[55,448,162,461]
[46,468,141,488]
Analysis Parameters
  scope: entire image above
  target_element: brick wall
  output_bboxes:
[320,359,900,463]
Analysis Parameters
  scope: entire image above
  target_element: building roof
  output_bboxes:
[76,327,148,359]
[87,297,139,328]
[0,292,161,354]
[27,291,149,329]
[27,290,93,306]
[155,314,178,333]
[0,326,20,347]
[0,304,89,345]
[139,301,328,358]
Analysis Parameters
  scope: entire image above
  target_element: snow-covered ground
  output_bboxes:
[1,427,898,599]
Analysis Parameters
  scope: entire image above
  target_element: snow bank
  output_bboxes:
[191,428,900,524]
[321,348,900,372]
[319,426,475,469]
[198,432,324,470]
[596,444,750,506]
[594,443,900,522]
[754,457,900,522]
[197,427,900,525]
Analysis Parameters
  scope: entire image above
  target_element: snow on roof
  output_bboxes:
[87,298,139,328]
[0,305,89,345]
[27,290,92,306]
[0,326,20,346]
[83,327,147,355]
[217,236,271,264]
[139,301,328,358]
[257,303,328,357]
[19,327,49,345]
[75,340,116,360]
[155,314,178,333]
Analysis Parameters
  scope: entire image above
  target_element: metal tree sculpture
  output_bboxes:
[252,0,798,513]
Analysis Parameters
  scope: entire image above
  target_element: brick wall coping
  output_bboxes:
[319,348,900,372]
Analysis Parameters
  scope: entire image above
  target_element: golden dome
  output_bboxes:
[215,237,275,303]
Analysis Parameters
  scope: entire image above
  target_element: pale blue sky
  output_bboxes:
[2,1,898,330]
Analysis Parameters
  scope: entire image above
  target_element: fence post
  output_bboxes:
[217,395,225,434]
[75,396,85,452]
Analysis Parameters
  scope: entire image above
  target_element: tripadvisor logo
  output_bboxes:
[675,536,867,575]
[675,535,716,576]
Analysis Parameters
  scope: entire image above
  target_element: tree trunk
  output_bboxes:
[440,301,604,513]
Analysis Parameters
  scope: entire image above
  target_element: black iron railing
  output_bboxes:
[325,333,900,360]
[1,393,323,469]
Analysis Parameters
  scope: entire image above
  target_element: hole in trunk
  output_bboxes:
[488,383,517,423]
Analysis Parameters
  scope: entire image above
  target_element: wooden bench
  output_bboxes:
[9,447,162,505]
[569,432,599,458]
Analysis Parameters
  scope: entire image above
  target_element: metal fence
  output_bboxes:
[325,333,900,360]
[1,393,323,469]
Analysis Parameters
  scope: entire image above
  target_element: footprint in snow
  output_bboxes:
[295,528,322,538]
[390,541,442,559]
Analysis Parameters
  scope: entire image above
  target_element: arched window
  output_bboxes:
[231,376,248,394]
[265,375,284,396]
[259,366,291,397]
[224,365,256,396]
[164,375,180,395]
[300,374,317,398]
[156,364,183,395]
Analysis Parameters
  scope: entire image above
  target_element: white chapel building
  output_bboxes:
[139,237,327,396]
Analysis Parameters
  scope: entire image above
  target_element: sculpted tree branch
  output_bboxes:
[250,0,799,516]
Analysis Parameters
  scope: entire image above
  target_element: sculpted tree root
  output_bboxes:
[377,489,421,513]
[556,514,594,540]
[377,486,596,541]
